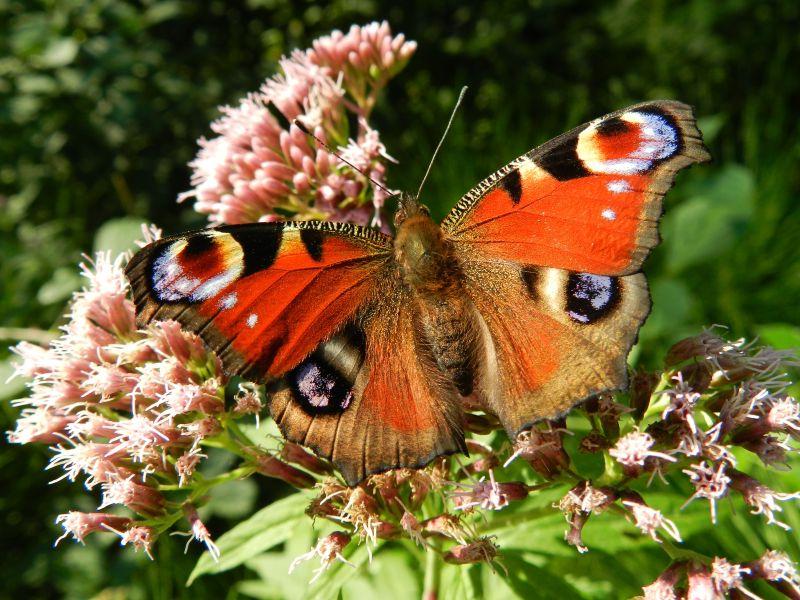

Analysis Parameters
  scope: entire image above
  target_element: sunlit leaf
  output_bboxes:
[188,493,311,584]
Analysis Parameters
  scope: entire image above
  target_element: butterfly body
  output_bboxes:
[126,100,710,485]
[394,201,481,396]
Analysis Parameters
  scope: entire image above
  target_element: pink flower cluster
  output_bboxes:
[7,230,323,558]
[179,21,415,227]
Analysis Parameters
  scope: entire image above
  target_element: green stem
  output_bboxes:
[422,540,443,600]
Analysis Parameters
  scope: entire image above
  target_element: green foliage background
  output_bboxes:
[1,0,798,598]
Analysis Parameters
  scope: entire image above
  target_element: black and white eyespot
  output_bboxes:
[566,273,620,324]
[288,357,354,414]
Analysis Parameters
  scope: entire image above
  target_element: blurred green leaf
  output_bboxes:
[663,165,755,272]
[0,357,27,401]
[38,38,79,68]
[36,266,82,305]
[755,323,800,349]
[203,479,258,520]
[188,493,310,584]
[93,217,146,256]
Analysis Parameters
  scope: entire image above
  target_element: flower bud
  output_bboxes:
[251,450,316,488]
[443,537,499,565]
[280,442,333,475]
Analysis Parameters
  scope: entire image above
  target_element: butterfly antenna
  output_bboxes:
[416,86,468,200]
[293,120,394,197]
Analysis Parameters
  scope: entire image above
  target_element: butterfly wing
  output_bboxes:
[126,221,465,484]
[125,221,391,382]
[269,273,466,485]
[442,101,710,276]
[444,101,708,434]
[462,259,650,433]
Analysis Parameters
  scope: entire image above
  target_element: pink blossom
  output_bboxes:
[642,562,684,600]
[399,511,424,546]
[106,525,156,560]
[179,504,221,562]
[682,462,731,523]
[710,557,752,597]
[175,449,205,486]
[55,512,132,545]
[621,495,682,543]
[100,476,165,515]
[442,537,501,567]
[449,471,528,511]
[730,471,800,530]
[179,23,412,228]
[289,531,353,583]
[7,408,73,444]
[505,422,571,478]
[610,429,676,468]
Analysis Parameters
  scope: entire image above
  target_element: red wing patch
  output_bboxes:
[125,222,391,382]
[442,101,710,276]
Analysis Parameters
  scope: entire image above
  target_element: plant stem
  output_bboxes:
[422,540,443,600]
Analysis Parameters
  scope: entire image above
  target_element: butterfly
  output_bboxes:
[126,100,709,485]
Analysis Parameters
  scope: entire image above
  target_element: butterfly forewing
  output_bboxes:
[443,100,710,276]
[125,221,392,382]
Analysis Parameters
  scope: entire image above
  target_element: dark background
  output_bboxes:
[1,1,799,598]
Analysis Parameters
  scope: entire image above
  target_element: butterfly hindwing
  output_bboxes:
[443,101,710,276]
[270,274,466,485]
[125,222,392,382]
[461,258,650,434]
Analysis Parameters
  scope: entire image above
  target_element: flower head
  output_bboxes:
[289,531,353,583]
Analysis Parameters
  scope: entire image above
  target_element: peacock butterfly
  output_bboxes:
[125,100,710,485]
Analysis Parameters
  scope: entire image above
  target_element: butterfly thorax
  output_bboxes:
[394,209,479,396]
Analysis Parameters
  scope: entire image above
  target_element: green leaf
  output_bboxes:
[36,266,82,305]
[187,493,310,584]
[637,278,694,340]
[662,164,755,272]
[93,217,147,257]
[204,479,258,520]
[755,323,800,350]
[0,357,27,401]
[38,38,79,68]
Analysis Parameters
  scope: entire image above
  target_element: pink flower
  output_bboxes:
[7,408,73,444]
[55,512,132,545]
[442,537,501,567]
[621,493,682,543]
[179,23,412,228]
[505,422,571,478]
[179,504,221,562]
[107,525,156,560]
[289,531,353,583]
[642,562,684,600]
[729,471,800,530]
[610,429,676,468]
[449,471,528,511]
[99,476,165,516]
[749,550,800,585]
[682,462,731,523]
[710,557,751,596]
[399,511,424,547]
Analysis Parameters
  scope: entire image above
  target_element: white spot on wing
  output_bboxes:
[607,179,631,193]
[220,292,237,309]
[246,313,258,328]
[601,208,617,220]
